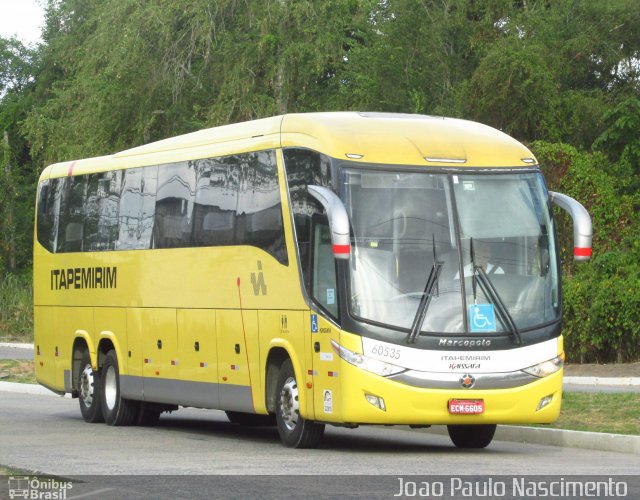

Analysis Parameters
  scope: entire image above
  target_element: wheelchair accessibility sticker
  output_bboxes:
[469,304,496,333]
[311,313,319,333]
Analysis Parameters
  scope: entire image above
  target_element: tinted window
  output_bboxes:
[153,161,196,248]
[36,179,54,252]
[236,151,287,264]
[193,156,239,247]
[57,176,87,252]
[117,166,157,250]
[35,150,285,261]
[85,171,122,251]
[283,148,333,289]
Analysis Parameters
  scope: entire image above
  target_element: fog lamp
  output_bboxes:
[365,393,386,411]
[536,394,554,411]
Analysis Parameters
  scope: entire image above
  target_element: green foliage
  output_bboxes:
[533,142,640,362]
[0,271,33,341]
[593,97,640,188]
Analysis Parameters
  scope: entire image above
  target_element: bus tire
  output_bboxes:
[137,403,162,426]
[78,349,104,423]
[100,349,139,426]
[447,424,497,449]
[275,359,324,448]
[226,411,276,426]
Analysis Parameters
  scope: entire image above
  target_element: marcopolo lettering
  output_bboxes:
[438,338,492,348]
[50,267,117,290]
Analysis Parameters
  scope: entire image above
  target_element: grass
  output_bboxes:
[0,360,37,384]
[543,392,640,435]
[0,272,33,342]
[0,464,33,475]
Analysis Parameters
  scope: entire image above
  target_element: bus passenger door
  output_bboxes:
[309,218,342,422]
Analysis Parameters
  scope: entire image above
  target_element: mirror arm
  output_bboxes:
[550,192,592,261]
[308,185,351,260]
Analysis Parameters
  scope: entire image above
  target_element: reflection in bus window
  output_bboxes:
[85,171,122,251]
[153,162,196,248]
[117,166,157,250]
[236,150,287,264]
[193,156,240,247]
[57,176,87,253]
[283,148,333,291]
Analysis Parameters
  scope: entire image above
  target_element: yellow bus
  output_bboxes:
[33,112,591,448]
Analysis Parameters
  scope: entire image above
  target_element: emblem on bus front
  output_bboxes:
[460,374,476,389]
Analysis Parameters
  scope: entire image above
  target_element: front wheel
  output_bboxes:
[275,359,324,448]
[447,424,497,449]
[78,350,104,423]
[100,350,139,426]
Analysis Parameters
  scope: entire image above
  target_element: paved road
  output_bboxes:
[2,390,639,498]
[1,391,638,477]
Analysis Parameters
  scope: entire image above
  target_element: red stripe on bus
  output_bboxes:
[574,247,592,257]
[333,244,350,255]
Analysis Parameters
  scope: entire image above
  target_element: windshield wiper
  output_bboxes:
[407,236,443,344]
[470,239,522,345]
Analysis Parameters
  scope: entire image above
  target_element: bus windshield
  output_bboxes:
[340,168,559,337]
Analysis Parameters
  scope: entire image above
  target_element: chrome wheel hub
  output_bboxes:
[279,377,299,431]
[104,365,117,410]
[80,364,95,407]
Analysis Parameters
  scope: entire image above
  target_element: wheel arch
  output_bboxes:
[264,341,306,415]
[96,332,124,371]
[71,332,94,394]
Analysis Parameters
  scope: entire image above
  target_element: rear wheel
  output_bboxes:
[78,350,104,423]
[447,424,497,449]
[100,350,139,426]
[275,359,324,448]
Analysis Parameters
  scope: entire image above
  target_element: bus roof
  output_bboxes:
[41,112,537,180]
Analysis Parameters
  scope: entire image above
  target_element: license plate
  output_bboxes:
[448,399,485,415]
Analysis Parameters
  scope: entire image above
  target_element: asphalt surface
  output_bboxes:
[1,390,638,476]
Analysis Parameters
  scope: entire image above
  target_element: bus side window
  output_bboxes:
[85,171,122,251]
[236,150,287,265]
[36,179,55,252]
[117,166,157,250]
[283,148,333,293]
[153,161,196,249]
[57,176,87,253]
[192,156,239,247]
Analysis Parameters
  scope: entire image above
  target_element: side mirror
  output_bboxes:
[550,192,592,261]
[308,185,350,260]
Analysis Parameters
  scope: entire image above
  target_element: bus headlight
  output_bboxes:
[522,355,564,378]
[330,339,405,377]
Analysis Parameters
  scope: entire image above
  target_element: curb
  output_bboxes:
[564,376,640,387]
[1,381,637,455]
[405,425,640,455]
[0,342,34,349]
